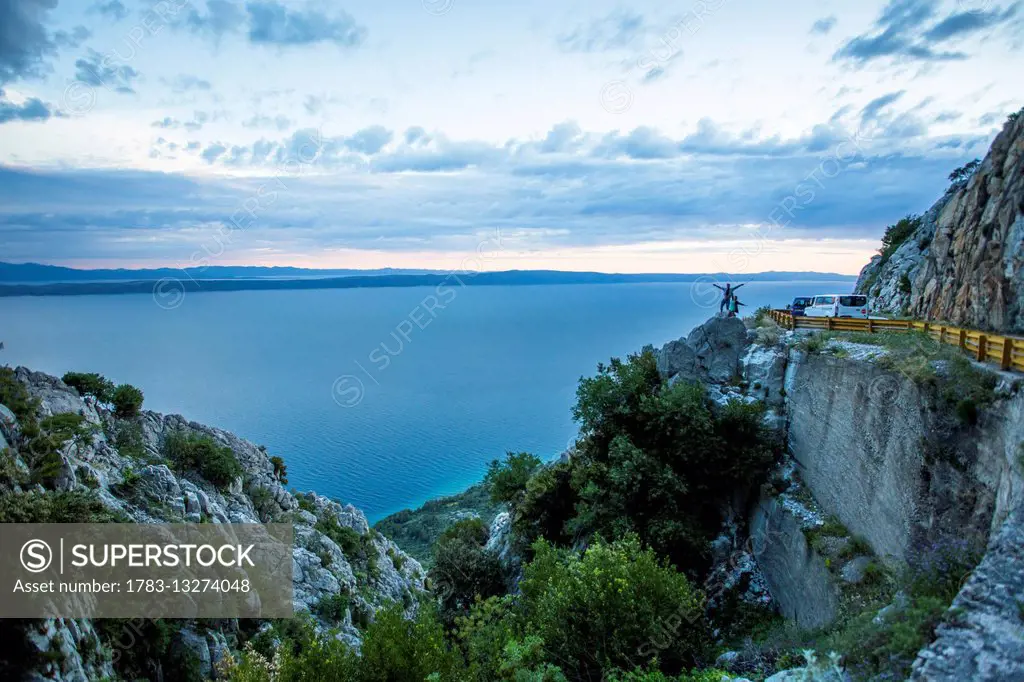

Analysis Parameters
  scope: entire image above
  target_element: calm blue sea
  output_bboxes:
[0,281,851,521]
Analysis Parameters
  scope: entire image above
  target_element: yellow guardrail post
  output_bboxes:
[959,329,967,351]
[977,335,987,363]
[1001,340,1013,371]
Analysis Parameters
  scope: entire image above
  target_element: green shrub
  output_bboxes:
[549,350,778,574]
[0,366,40,428]
[879,215,922,262]
[429,518,505,622]
[24,413,96,487]
[485,451,542,504]
[313,592,351,622]
[61,372,115,402]
[269,455,288,484]
[112,420,148,460]
[519,536,712,680]
[899,272,913,294]
[111,384,144,419]
[514,458,577,548]
[247,486,277,521]
[164,432,242,489]
[0,490,126,523]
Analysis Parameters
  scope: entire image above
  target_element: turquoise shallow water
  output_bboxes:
[0,280,851,521]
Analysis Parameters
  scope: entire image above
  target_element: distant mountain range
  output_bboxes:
[0,262,856,298]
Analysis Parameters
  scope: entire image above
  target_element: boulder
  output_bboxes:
[657,315,749,384]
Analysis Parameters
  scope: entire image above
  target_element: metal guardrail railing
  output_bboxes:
[768,310,1024,373]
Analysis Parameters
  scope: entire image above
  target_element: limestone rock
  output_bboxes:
[657,315,749,384]
[910,505,1024,681]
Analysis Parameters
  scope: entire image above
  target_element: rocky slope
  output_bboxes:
[855,109,1024,333]
[0,368,425,681]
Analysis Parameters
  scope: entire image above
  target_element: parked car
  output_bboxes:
[789,296,814,316]
[803,294,869,319]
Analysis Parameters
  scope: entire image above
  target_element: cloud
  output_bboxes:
[181,0,247,40]
[88,0,128,21]
[181,0,366,48]
[860,90,905,124]
[0,0,62,84]
[833,0,970,65]
[342,125,392,155]
[243,113,292,131]
[924,4,1019,41]
[247,1,365,47]
[557,10,646,53]
[0,89,53,124]
[162,73,213,92]
[73,49,140,94]
[201,143,227,162]
[811,16,838,35]
[151,111,209,131]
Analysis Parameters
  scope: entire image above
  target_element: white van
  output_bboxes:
[804,294,869,319]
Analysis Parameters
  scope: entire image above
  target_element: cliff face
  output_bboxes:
[0,368,425,681]
[856,111,1024,333]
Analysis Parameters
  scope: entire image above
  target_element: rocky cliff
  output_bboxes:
[855,109,1024,334]
[650,313,1024,680]
[0,368,424,681]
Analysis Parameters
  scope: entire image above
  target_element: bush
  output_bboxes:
[111,383,144,419]
[0,490,126,523]
[112,420,148,460]
[164,432,242,489]
[429,518,505,622]
[552,350,778,574]
[0,366,39,432]
[313,592,351,622]
[269,455,288,484]
[519,536,713,680]
[878,215,922,262]
[25,413,96,487]
[61,372,115,402]
[485,451,542,504]
[899,272,913,294]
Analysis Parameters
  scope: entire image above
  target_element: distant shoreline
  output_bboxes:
[0,270,857,298]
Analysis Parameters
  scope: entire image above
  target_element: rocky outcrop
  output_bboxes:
[911,506,1024,680]
[856,111,1024,333]
[1,368,426,681]
[657,314,749,384]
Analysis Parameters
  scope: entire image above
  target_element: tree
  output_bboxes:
[429,518,505,623]
[485,451,542,504]
[61,372,115,402]
[947,159,980,185]
[111,383,144,419]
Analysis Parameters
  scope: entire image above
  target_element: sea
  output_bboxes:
[0,280,853,522]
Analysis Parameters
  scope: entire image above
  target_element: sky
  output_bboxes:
[0,0,1021,275]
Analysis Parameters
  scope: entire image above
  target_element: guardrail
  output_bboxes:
[768,310,1024,373]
